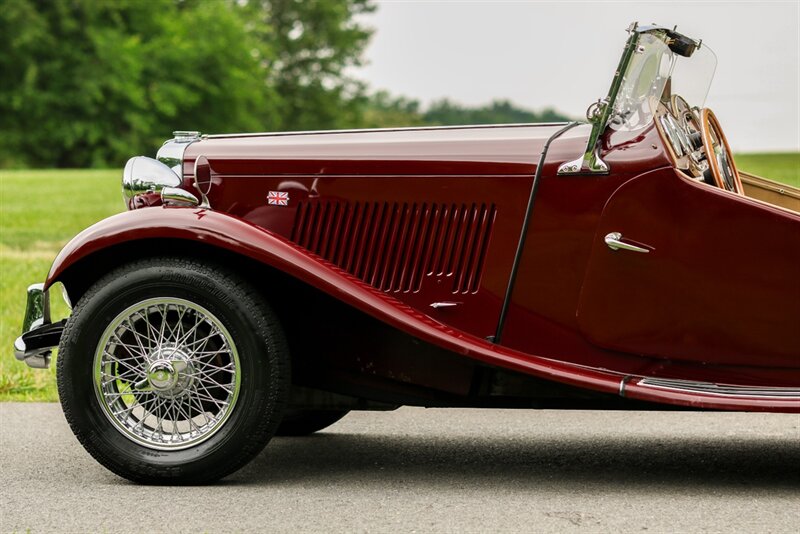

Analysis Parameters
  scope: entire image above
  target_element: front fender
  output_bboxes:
[47,206,370,305]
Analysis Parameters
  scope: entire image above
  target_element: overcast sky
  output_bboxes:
[356,1,799,152]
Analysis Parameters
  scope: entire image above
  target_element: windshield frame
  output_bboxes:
[557,23,706,176]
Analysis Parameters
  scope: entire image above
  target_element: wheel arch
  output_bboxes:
[45,208,354,306]
[53,236,289,307]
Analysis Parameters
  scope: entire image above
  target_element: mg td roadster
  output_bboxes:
[14,23,799,484]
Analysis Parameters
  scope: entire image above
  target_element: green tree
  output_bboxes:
[423,98,571,126]
[246,0,376,131]
[0,0,375,168]
[359,90,426,128]
[362,93,572,128]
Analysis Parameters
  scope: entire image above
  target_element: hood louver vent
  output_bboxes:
[291,201,496,294]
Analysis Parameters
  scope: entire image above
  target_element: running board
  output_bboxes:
[637,378,800,399]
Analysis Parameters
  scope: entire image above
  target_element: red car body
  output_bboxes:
[43,119,800,413]
[13,23,799,484]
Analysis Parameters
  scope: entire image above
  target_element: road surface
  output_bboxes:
[1,403,798,533]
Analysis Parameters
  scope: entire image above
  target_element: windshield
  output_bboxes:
[671,42,717,108]
[610,29,717,131]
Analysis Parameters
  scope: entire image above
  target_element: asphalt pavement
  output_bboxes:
[1,403,798,533]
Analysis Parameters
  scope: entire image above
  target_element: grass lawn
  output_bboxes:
[736,153,800,188]
[1,154,798,401]
[1,170,123,400]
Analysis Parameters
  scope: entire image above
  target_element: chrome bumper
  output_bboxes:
[14,283,65,369]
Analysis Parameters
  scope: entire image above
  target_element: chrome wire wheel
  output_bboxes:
[93,297,241,450]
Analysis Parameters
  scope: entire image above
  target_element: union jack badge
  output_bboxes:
[267,191,289,206]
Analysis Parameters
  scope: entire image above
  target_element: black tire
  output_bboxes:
[57,257,290,484]
[276,409,350,436]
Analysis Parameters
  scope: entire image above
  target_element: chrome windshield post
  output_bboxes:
[558,23,642,176]
[558,23,701,176]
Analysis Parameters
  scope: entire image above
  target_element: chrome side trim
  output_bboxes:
[618,375,633,397]
[638,378,800,398]
[204,122,571,139]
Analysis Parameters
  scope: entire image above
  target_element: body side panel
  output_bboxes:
[45,208,799,411]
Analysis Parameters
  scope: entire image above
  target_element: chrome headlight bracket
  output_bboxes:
[157,131,200,175]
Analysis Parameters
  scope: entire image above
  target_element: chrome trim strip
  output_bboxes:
[204,122,571,139]
[619,375,633,397]
[638,378,800,398]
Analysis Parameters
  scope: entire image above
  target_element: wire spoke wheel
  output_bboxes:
[93,297,241,450]
[60,259,289,484]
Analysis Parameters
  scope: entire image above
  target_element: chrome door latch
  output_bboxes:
[604,232,650,253]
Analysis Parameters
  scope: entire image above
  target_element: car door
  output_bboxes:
[577,167,800,368]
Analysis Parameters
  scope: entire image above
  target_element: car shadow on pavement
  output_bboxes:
[233,432,800,491]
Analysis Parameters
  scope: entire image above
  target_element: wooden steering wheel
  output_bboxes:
[699,108,743,194]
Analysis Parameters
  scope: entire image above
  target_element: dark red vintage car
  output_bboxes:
[14,23,799,484]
